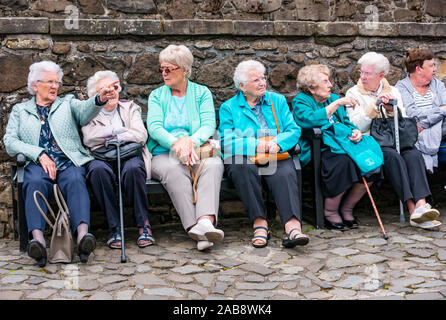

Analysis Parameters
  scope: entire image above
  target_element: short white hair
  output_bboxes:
[27,61,63,95]
[358,52,390,75]
[159,44,194,78]
[233,60,266,90]
[86,70,121,98]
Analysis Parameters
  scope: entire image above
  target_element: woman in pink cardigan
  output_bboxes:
[82,70,154,249]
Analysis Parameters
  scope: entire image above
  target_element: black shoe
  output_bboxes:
[78,233,96,263]
[343,218,359,229]
[324,218,349,231]
[27,239,47,267]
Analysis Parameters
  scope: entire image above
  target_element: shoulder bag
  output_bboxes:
[33,184,74,264]
[249,101,290,165]
[370,105,418,151]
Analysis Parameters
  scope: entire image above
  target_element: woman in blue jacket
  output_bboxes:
[219,60,309,249]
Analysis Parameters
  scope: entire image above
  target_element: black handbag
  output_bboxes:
[92,141,142,162]
[370,105,418,151]
[91,105,143,161]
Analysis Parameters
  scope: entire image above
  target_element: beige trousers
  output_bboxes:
[151,153,224,230]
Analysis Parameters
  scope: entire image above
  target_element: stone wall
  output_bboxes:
[1,0,446,237]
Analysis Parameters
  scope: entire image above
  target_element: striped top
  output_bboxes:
[412,89,434,109]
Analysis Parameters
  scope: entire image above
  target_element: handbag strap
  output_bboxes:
[53,184,70,224]
[270,100,280,134]
[33,190,56,230]
[378,104,403,120]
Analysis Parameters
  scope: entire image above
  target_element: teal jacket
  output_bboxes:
[4,94,103,167]
[146,80,216,153]
[219,90,301,160]
[292,92,358,167]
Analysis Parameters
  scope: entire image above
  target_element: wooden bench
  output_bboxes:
[10,107,324,252]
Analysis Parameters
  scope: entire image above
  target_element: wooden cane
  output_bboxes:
[362,176,388,240]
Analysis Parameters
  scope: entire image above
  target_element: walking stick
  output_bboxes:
[108,140,127,263]
[392,102,406,223]
[362,176,388,240]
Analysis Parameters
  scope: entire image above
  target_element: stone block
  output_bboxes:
[190,20,234,35]
[6,38,50,50]
[398,23,436,37]
[166,0,195,19]
[127,53,163,85]
[273,21,315,36]
[295,0,330,21]
[32,0,72,12]
[316,22,358,36]
[0,17,48,34]
[426,0,446,18]
[50,19,119,35]
[0,54,33,93]
[232,0,281,13]
[358,22,398,37]
[162,20,191,35]
[234,21,274,36]
[119,20,162,36]
[78,0,105,15]
[52,43,71,55]
[108,0,156,14]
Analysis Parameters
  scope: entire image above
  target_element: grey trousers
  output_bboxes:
[151,153,224,230]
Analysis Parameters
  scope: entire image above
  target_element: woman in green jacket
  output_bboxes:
[292,64,379,230]
[3,61,115,267]
[147,45,224,251]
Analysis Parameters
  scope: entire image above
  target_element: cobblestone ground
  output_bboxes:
[1,205,446,300]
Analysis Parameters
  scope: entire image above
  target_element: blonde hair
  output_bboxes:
[159,44,194,78]
[297,64,330,94]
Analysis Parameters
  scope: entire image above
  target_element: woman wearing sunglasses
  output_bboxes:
[82,70,155,249]
[147,45,224,251]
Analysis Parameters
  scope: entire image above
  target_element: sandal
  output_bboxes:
[252,226,271,248]
[137,225,155,248]
[282,228,309,248]
[107,231,122,249]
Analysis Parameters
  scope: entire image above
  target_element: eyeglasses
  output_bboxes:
[159,66,180,74]
[248,76,267,85]
[38,80,62,86]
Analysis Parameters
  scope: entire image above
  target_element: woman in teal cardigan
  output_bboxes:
[147,45,224,251]
[219,60,309,249]
[292,64,380,230]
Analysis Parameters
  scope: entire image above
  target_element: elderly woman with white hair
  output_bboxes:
[82,70,155,248]
[345,52,440,229]
[3,61,115,267]
[147,44,224,251]
[219,59,309,249]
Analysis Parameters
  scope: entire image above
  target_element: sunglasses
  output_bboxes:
[159,66,180,74]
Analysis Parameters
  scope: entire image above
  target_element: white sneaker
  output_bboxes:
[197,240,214,251]
[410,219,442,230]
[188,219,224,243]
[410,204,440,223]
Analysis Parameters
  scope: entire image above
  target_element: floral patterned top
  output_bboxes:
[37,104,72,171]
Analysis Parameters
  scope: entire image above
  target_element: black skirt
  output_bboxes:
[321,149,383,198]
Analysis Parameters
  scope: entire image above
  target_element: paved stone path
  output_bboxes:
[1,206,446,300]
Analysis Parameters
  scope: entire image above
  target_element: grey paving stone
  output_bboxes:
[130,274,167,286]
[26,289,57,299]
[405,292,444,300]
[211,282,229,295]
[1,275,28,284]
[0,290,23,300]
[235,282,278,290]
[98,275,127,285]
[143,287,183,298]
[349,253,388,264]
[329,247,360,256]
[171,265,205,275]
[238,263,274,276]
[89,291,113,300]
[326,256,360,269]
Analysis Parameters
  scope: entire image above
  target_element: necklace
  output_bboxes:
[36,107,46,125]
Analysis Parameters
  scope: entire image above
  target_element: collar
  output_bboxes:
[236,90,271,109]
[357,78,392,96]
